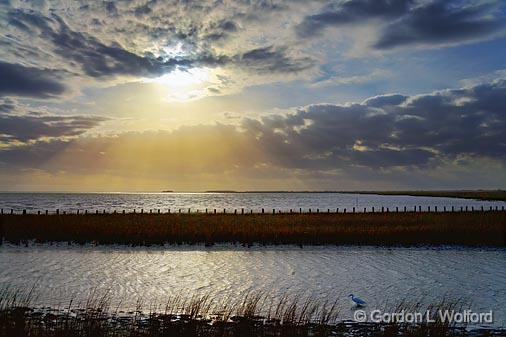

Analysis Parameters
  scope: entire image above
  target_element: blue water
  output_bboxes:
[0,192,504,213]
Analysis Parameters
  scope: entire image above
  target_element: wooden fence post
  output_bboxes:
[56,209,59,215]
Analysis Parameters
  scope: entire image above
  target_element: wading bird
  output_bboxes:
[349,294,366,307]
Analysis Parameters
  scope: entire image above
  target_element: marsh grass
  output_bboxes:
[0,287,502,337]
[1,212,505,246]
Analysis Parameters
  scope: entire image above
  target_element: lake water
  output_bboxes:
[0,244,504,327]
[0,192,505,213]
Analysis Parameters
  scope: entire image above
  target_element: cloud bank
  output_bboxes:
[1,78,504,190]
[297,0,505,49]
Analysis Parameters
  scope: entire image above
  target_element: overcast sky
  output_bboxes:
[0,0,505,191]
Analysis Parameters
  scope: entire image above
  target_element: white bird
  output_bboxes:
[349,294,366,307]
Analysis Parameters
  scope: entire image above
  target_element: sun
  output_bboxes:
[147,67,213,102]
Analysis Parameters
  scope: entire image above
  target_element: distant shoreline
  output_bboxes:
[200,190,506,201]
[1,190,505,202]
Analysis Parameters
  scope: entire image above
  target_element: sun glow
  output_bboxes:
[147,67,213,102]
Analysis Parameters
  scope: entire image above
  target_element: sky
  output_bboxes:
[0,0,505,192]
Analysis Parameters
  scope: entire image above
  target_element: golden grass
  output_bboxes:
[1,211,505,246]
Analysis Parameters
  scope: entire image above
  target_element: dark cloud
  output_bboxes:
[235,46,314,74]
[1,79,504,175]
[297,0,505,48]
[296,0,413,38]
[104,1,118,16]
[203,19,240,41]
[0,61,66,98]
[363,94,407,107]
[6,9,312,79]
[244,78,506,169]
[134,3,153,18]
[375,1,505,49]
[0,114,107,143]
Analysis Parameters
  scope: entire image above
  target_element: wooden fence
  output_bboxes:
[1,205,505,215]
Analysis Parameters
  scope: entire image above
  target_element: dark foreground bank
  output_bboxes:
[1,211,505,246]
[0,289,503,337]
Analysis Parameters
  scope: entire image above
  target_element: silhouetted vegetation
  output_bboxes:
[0,287,503,337]
[1,211,505,246]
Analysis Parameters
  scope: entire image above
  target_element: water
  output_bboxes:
[0,192,504,213]
[0,244,504,327]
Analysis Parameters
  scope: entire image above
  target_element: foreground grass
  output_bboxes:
[1,212,505,246]
[0,288,502,337]
[342,190,506,201]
